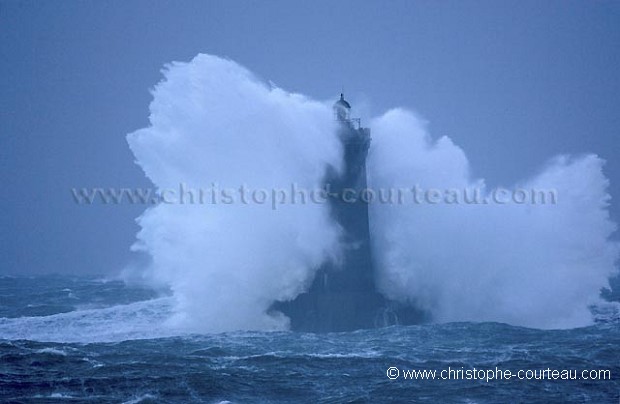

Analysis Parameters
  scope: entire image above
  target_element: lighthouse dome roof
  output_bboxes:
[334,93,351,109]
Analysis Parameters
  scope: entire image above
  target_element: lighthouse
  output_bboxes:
[272,94,391,332]
[272,94,427,331]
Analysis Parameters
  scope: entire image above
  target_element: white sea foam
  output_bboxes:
[368,109,619,329]
[127,54,342,333]
[0,297,177,343]
[124,53,618,331]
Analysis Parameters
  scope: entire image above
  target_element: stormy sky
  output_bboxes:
[1,0,619,276]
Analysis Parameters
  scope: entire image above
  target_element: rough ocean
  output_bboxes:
[0,276,618,403]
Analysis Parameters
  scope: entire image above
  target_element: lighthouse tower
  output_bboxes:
[272,94,388,332]
[327,93,375,304]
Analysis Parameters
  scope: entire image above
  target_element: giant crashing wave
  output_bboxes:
[124,53,619,333]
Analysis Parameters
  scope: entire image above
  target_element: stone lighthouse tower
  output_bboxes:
[328,94,375,303]
[272,94,389,332]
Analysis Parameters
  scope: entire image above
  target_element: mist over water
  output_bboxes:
[127,54,618,332]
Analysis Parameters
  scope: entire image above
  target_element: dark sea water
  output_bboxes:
[0,276,618,403]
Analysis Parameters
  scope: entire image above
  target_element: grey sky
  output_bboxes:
[1,0,619,275]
